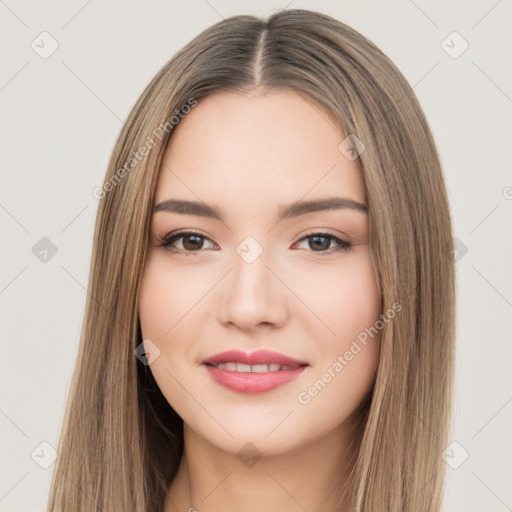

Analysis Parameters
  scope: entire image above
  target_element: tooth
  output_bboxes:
[215,362,292,372]
[251,364,269,373]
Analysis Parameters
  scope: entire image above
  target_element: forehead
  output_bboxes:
[155,90,366,207]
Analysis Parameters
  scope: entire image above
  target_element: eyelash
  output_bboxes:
[159,229,352,255]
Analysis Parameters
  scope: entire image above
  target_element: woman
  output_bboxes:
[48,8,455,512]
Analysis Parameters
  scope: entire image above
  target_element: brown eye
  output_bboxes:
[294,232,352,254]
[181,234,205,251]
[160,231,216,253]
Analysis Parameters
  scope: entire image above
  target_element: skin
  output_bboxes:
[138,89,381,512]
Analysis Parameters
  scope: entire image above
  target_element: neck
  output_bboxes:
[164,420,360,512]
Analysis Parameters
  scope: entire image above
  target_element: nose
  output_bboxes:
[218,245,288,332]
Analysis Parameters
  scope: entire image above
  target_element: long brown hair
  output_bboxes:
[47,9,455,511]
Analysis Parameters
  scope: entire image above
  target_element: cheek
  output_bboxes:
[138,260,200,408]
[292,253,380,418]
[336,263,381,341]
[138,256,209,340]
[290,252,380,341]
[138,256,220,400]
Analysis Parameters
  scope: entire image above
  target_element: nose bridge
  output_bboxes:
[219,235,286,328]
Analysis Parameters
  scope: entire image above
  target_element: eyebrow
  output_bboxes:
[152,197,367,222]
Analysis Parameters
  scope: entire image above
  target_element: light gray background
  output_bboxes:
[1,1,511,511]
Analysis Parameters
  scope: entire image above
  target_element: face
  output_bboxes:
[138,89,381,457]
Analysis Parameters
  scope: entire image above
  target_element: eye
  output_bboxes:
[159,230,217,253]
[159,230,352,255]
[293,231,352,254]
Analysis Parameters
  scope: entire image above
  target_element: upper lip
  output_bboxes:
[202,349,309,367]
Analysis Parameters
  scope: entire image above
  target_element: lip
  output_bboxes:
[202,349,308,367]
[202,350,309,394]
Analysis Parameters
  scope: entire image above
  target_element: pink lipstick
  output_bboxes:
[202,349,308,394]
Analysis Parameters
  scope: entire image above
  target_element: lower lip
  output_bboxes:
[204,365,307,394]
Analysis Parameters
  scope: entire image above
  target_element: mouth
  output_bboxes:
[204,362,304,372]
[201,350,309,394]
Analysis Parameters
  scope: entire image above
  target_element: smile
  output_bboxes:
[207,362,302,372]
[202,349,309,394]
